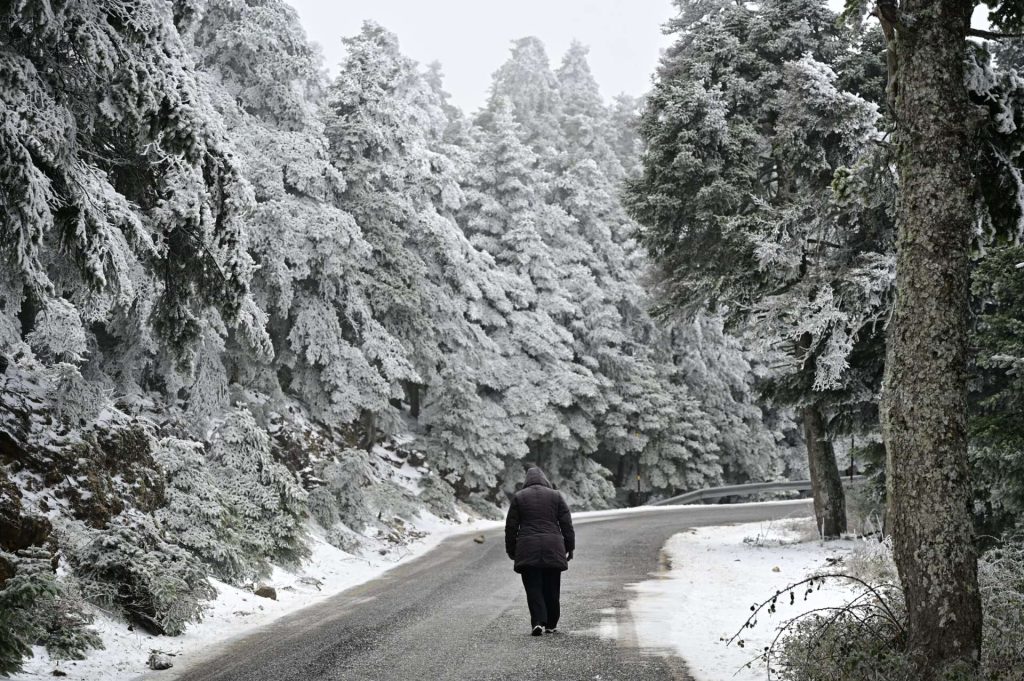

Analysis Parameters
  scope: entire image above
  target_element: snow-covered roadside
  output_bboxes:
[10,512,503,681]
[626,519,858,681]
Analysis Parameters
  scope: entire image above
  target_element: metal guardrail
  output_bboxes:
[648,475,866,506]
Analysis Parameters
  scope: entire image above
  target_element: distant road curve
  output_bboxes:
[146,500,814,681]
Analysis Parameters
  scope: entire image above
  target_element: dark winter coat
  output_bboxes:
[504,468,575,573]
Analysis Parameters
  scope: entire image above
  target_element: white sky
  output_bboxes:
[288,0,681,113]
[287,0,986,115]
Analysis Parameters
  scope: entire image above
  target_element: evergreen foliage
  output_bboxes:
[67,513,216,636]
[0,0,827,667]
[206,410,309,570]
[0,549,102,675]
[625,0,893,403]
[0,0,267,371]
[971,245,1024,537]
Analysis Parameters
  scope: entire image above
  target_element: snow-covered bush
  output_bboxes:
[307,486,342,531]
[25,300,89,363]
[324,525,365,555]
[156,411,314,583]
[29,570,104,665]
[978,543,1024,677]
[206,410,309,571]
[310,448,420,540]
[48,363,108,427]
[771,598,916,681]
[309,450,378,533]
[418,475,457,518]
[1,549,59,675]
[66,514,215,636]
[368,478,421,525]
[462,492,504,520]
[768,542,1024,680]
[0,549,101,675]
[153,437,252,583]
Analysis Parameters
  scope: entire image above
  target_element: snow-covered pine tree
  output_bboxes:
[671,316,804,483]
[1,0,268,377]
[625,0,894,536]
[190,0,383,425]
[841,0,1024,669]
[555,42,625,181]
[482,37,565,160]
[460,95,609,504]
[608,94,644,179]
[467,37,782,501]
[954,30,1024,537]
[414,63,532,498]
[555,41,782,498]
[323,23,494,441]
[551,43,718,497]
[477,43,628,502]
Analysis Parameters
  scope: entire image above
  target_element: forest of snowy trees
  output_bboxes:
[0,0,810,670]
[4,0,1024,676]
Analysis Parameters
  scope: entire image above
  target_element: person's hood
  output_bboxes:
[524,467,551,488]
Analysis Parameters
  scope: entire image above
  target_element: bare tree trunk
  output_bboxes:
[801,402,846,539]
[797,334,847,539]
[403,381,422,420]
[358,409,377,452]
[882,0,982,672]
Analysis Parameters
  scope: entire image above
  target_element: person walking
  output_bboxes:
[504,467,575,636]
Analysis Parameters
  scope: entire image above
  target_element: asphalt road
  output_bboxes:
[153,500,813,681]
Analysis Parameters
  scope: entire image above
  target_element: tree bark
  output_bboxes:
[358,409,377,452]
[801,402,847,539]
[403,381,422,420]
[797,333,847,539]
[882,0,982,672]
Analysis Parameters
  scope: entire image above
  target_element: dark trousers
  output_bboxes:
[520,567,561,628]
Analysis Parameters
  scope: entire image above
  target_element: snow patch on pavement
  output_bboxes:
[626,519,858,681]
[10,512,502,681]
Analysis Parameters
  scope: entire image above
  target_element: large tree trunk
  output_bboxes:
[801,402,846,539]
[882,0,982,672]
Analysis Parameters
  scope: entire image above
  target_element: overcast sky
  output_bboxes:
[287,0,682,113]
[287,0,977,115]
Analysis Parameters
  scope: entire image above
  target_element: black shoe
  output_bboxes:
[531,625,543,636]
[544,627,558,634]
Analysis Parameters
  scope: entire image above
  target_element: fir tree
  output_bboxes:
[625,0,893,536]
[0,0,267,375]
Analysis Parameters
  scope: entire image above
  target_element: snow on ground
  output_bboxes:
[626,518,859,681]
[11,512,503,681]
